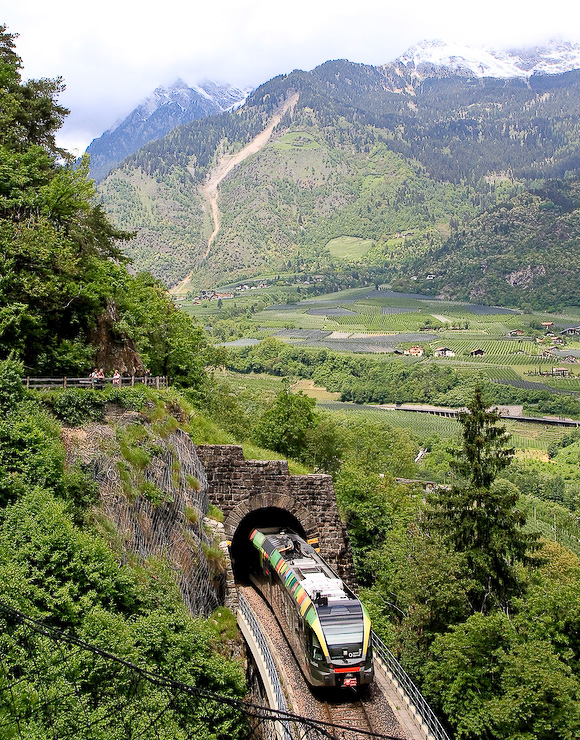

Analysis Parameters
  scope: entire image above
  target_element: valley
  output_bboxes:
[4,25,580,740]
[98,52,580,303]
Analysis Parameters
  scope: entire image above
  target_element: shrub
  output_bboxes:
[47,389,106,425]
[0,358,25,414]
[207,503,224,522]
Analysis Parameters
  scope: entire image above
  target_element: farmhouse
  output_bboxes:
[561,326,580,336]
[508,329,525,337]
[434,347,456,357]
[404,346,424,357]
[469,348,485,357]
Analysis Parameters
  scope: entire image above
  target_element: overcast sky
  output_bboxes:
[4,0,580,154]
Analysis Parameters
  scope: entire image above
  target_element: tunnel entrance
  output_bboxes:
[230,507,307,583]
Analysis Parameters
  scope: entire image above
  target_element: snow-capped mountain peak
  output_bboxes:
[88,79,248,182]
[121,79,247,126]
[395,39,580,79]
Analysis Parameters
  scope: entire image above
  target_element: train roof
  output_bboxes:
[250,528,355,608]
[250,528,371,661]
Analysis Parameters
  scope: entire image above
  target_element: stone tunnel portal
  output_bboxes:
[195,445,356,588]
[230,507,306,583]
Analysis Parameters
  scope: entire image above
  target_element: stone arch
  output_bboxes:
[224,492,316,540]
[195,445,356,588]
[226,494,319,582]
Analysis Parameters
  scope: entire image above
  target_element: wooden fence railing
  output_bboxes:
[22,376,168,390]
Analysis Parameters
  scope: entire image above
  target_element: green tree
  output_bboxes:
[428,388,538,611]
[115,272,209,387]
[0,27,135,373]
[252,384,318,461]
[450,387,514,489]
[424,612,580,740]
[0,357,25,413]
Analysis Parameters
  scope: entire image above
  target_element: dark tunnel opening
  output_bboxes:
[230,506,307,582]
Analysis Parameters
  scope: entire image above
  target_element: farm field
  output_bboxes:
[207,287,580,456]
[231,288,580,370]
[221,371,284,396]
[326,236,375,260]
[317,401,573,452]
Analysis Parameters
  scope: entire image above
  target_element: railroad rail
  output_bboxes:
[22,376,168,389]
[321,695,381,739]
[371,634,451,740]
[238,590,293,740]
[239,585,441,740]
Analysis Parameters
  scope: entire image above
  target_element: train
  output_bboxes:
[248,527,374,689]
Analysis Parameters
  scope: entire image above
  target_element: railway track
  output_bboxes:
[320,691,394,739]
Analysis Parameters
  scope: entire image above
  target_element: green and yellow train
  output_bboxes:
[249,528,373,689]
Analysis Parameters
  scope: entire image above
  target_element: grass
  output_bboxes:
[326,236,375,260]
[223,371,285,397]
[272,131,321,150]
[240,440,310,475]
[291,379,341,401]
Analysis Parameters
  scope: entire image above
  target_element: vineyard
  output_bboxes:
[318,401,463,439]
[249,294,580,376]
[317,401,572,452]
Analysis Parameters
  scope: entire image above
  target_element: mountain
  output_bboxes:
[391,39,580,80]
[97,45,580,304]
[393,178,580,311]
[86,79,248,182]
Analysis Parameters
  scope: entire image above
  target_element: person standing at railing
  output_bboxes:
[113,369,120,386]
[90,369,98,388]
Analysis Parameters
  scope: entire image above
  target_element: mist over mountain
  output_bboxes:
[392,39,580,80]
[86,79,248,182]
[97,40,580,307]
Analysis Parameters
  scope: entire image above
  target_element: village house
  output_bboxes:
[404,346,424,357]
[469,348,485,357]
[434,347,456,357]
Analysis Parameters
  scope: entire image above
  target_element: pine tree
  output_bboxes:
[428,387,539,612]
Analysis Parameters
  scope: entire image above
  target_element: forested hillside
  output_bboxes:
[0,26,209,382]
[394,178,580,310]
[98,58,580,298]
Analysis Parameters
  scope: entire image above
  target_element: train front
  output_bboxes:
[312,597,373,688]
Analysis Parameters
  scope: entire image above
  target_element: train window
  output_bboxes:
[309,631,324,661]
[318,601,364,647]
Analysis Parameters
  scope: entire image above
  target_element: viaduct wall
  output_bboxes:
[196,445,356,588]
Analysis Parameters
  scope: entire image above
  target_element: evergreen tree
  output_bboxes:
[0,26,210,384]
[428,387,539,611]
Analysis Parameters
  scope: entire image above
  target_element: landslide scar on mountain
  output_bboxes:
[196,92,299,261]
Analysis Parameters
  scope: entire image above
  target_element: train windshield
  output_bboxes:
[317,601,364,655]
